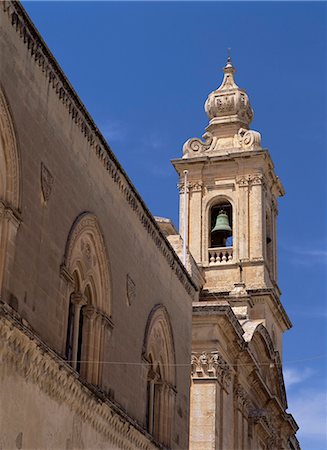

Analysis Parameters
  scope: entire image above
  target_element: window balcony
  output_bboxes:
[208,247,233,265]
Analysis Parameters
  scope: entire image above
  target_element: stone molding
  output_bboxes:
[191,351,231,389]
[2,1,196,298]
[235,173,265,188]
[177,181,203,194]
[233,382,252,413]
[0,302,161,450]
[0,200,21,227]
[0,84,21,210]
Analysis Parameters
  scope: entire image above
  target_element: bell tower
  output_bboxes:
[172,56,291,351]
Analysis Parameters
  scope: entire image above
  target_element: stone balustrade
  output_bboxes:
[208,247,233,265]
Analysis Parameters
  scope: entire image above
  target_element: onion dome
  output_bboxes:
[204,55,254,137]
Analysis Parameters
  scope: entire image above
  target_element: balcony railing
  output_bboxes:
[208,247,233,265]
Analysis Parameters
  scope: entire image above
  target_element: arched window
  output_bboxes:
[61,213,113,385]
[0,87,21,301]
[142,305,176,447]
[209,200,233,264]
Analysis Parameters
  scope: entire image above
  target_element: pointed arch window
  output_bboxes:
[0,87,21,302]
[143,305,176,447]
[61,213,113,386]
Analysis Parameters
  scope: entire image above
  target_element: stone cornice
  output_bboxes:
[0,302,164,450]
[2,1,197,298]
[192,302,245,349]
[172,149,284,198]
[248,289,292,330]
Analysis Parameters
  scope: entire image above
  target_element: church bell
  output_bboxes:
[211,210,232,235]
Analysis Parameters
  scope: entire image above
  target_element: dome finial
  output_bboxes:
[224,48,235,74]
[227,47,231,64]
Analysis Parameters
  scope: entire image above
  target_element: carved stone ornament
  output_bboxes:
[126,274,136,306]
[233,382,252,413]
[41,162,54,202]
[182,132,214,157]
[191,351,231,388]
[235,128,261,150]
[189,182,203,193]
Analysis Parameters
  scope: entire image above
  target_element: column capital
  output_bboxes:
[82,305,97,320]
[70,292,87,307]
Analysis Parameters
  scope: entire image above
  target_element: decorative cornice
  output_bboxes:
[2,1,197,298]
[0,302,162,450]
[192,303,245,342]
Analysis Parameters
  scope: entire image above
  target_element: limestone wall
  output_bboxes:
[0,3,194,448]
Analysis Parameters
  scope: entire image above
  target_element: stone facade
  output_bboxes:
[0,2,197,449]
[0,2,300,450]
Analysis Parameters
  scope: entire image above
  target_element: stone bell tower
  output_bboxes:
[172,56,291,352]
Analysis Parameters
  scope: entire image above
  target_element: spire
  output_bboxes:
[225,48,233,69]
[218,50,237,90]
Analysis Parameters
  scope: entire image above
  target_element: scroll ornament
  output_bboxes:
[182,132,214,157]
[235,128,261,150]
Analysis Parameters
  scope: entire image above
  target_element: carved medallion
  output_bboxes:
[126,274,136,306]
[41,162,54,202]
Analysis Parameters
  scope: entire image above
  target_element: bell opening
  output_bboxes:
[210,203,233,248]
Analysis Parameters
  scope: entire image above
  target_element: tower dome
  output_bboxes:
[182,54,262,158]
[204,55,254,138]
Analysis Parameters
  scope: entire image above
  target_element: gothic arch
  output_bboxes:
[0,86,21,209]
[250,324,287,408]
[61,212,113,385]
[62,212,112,316]
[0,85,21,299]
[142,304,176,446]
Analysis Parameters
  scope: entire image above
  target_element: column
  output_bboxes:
[236,177,250,261]
[0,202,20,299]
[189,182,203,263]
[82,305,97,382]
[70,292,87,371]
[249,175,264,260]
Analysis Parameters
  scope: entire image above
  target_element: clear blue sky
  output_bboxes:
[22,2,327,448]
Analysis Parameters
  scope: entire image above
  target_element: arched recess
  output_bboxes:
[0,85,21,300]
[142,304,176,447]
[206,195,234,264]
[60,212,113,386]
[250,324,287,409]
